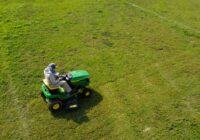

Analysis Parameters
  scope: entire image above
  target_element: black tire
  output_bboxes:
[80,88,92,98]
[48,100,62,113]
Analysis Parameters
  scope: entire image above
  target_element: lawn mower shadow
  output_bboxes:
[52,89,102,124]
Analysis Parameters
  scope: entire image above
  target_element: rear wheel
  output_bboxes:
[48,100,62,113]
[66,98,79,110]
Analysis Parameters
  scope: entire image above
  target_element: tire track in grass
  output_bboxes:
[99,62,198,138]
[126,1,200,38]
[99,82,136,139]
[154,62,200,116]
[1,47,30,139]
[99,69,168,138]
[155,63,181,93]
[102,67,191,138]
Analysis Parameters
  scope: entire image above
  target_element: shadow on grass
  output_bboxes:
[52,89,102,124]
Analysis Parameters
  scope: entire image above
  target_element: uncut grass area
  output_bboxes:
[1,0,200,139]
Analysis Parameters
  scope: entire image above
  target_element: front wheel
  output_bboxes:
[80,88,92,98]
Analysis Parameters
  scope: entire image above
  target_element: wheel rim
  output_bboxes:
[85,92,90,96]
[69,104,78,108]
[53,103,60,110]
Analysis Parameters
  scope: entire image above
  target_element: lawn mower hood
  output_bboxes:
[69,70,90,82]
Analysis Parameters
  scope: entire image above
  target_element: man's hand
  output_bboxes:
[55,72,60,76]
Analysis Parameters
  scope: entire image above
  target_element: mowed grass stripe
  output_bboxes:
[0,47,30,139]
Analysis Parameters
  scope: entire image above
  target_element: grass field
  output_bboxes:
[1,0,200,139]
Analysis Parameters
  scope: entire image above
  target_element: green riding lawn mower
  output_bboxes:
[40,70,92,113]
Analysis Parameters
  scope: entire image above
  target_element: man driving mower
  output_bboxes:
[44,63,72,93]
[41,63,92,112]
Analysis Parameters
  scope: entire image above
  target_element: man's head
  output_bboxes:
[48,63,56,69]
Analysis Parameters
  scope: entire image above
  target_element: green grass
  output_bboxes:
[1,0,200,139]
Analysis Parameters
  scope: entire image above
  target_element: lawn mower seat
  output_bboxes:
[43,79,59,91]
